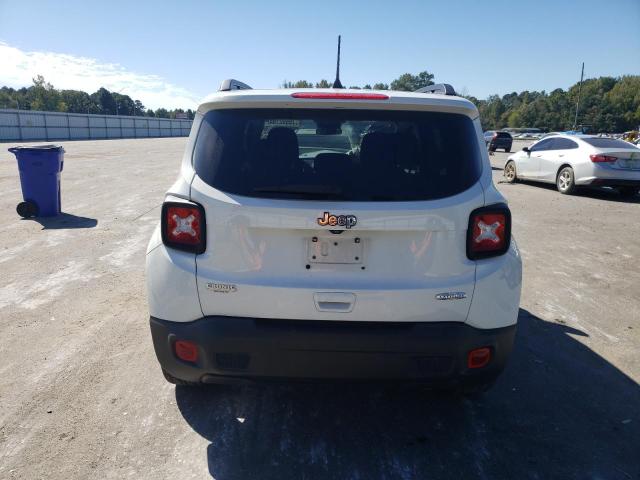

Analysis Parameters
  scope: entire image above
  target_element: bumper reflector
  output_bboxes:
[175,340,198,363]
[467,347,491,369]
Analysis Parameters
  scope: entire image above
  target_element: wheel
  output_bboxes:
[504,160,517,183]
[162,369,201,387]
[504,147,511,153]
[16,200,38,218]
[556,167,576,195]
[618,186,638,199]
[489,146,496,152]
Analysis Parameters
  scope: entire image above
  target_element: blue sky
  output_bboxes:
[1,0,639,109]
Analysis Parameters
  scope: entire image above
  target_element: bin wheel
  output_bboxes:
[17,201,39,218]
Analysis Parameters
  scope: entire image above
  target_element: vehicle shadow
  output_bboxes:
[22,212,98,229]
[175,309,640,480]
[512,180,640,203]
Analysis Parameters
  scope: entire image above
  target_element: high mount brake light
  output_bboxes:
[590,154,617,163]
[161,201,206,254]
[467,204,511,260]
[291,92,389,100]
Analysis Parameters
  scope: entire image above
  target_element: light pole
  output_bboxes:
[573,62,585,131]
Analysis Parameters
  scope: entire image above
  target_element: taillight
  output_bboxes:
[467,204,511,260]
[589,154,617,163]
[492,133,498,138]
[291,92,389,100]
[161,201,206,254]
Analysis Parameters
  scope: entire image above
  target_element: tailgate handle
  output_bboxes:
[314,292,355,313]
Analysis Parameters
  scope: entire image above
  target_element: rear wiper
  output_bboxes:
[252,185,344,198]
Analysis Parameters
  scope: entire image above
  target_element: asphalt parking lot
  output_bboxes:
[0,138,639,479]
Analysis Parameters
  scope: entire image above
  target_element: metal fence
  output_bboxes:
[0,109,193,142]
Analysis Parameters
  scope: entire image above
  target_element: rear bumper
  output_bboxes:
[150,316,516,386]
[488,140,512,149]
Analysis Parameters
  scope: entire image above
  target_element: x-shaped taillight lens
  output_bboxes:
[467,205,511,260]
[161,202,206,254]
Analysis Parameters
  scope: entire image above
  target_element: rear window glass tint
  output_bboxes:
[193,109,482,201]
[551,138,579,150]
[582,138,639,149]
[531,139,553,151]
[495,132,512,138]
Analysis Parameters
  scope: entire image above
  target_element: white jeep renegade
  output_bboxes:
[146,80,522,392]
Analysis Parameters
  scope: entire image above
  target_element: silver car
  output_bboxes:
[504,134,640,197]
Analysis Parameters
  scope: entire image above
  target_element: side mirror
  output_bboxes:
[522,147,530,153]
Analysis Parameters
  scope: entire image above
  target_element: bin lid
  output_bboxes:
[8,144,65,153]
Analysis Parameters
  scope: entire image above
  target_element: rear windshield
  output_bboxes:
[582,138,639,149]
[193,108,482,201]
[496,132,512,138]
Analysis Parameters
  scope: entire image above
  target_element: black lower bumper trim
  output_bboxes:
[150,316,516,385]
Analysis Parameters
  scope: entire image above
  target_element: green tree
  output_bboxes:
[390,71,434,91]
[134,100,146,116]
[372,83,389,90]
[155,108,169,118]
[315,79,331,88]
[91,87,117,115]
[29,75,59,111]
[60,90,94,114]
[112,92,135,116]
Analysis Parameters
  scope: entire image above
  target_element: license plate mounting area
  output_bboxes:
[307,237,363,264]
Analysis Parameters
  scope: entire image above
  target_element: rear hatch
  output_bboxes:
[493,132,512,143]
[190,103,486,322]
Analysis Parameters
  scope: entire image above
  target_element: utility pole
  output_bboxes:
[573,62,584,131]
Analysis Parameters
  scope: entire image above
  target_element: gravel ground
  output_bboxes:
[0,138,638,480]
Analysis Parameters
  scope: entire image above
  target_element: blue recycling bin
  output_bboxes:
[8,145,64,218]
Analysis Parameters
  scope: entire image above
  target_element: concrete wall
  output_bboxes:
[0,109,193,142]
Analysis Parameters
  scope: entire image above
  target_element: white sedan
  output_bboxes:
[504,134,640,197]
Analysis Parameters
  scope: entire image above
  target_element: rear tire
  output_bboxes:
[618,186,638,199]
[556,166,576,195]
[504,147,511,153]
[162,369,201,387]
[504,160,517,183]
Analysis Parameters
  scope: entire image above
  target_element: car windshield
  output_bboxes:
[582,138,639,149]
[193,108,482,201]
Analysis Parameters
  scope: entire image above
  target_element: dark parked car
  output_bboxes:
[484,131,513,152]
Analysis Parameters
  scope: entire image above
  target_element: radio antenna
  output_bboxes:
[332,35,344,89]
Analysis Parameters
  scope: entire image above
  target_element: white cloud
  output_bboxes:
[0,42,200,110]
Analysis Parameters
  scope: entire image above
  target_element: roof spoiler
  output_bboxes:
[415,83,457,96]
[218,79,252,92]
